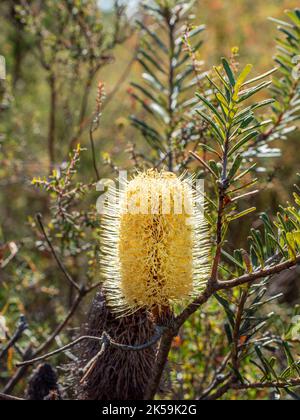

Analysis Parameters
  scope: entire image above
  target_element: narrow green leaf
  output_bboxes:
[285,10,300,27]
[242,67,278,87]
[138,49,166,74]
[214,66,231,91]
[229,207,257,222]
[215,294,235,329]
[196,109,225,145]
[222,57,236,87]
[131,82,163,105]
[238,81,272,102]
[137,21,169,54]
[196,93,226,126]
[221,249,245,271]
[228,131,260,156]
[236,64,253,86]
[233,163,257,182]
[228,154,243,180]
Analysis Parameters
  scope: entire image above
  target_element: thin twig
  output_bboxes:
[232,288,249,374]
[0,392,24,401]
[0,315,28,360]
[204,379,233,400]
[36,213,81,292]
[17,327,165,367]
[232,378,300,391]
[34,291,84,356]
[190,151,218,178]
[199,353,231,399]
[219,256,300,289]
[205,376,300,400]
[199,373,231,400]
[102,52,137,112]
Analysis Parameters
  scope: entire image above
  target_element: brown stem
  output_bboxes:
[232,378,300,391]
[232,288,249,374]
[89,126,100,182]
[0,316,27,360]
[36,213,81,292]
[204,379,233,400]
[219,255,300,289]
[48,73,57,171]
[144,328,174,400]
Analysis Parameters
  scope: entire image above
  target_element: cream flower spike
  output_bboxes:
[101,170,211,315]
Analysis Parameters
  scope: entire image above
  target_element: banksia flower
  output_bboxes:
[101,170,210,315]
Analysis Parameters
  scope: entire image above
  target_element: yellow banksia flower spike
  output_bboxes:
[100,170,211,315]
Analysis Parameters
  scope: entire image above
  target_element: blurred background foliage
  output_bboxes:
[0,0,299,400]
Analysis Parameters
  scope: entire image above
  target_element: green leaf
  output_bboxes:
[188,24,206,38]
[228,131,260,156]
[236,64,253,86]
[208,160,220,177]
[285,10,300,27]
[215,294,235,329]
[282,342,300,375]
[228,154,243,180]
[238,81,272,102]
[221,249,245,271]
[255,347,273,380]
[198,143,222,159]
[278,27,299,42]
[268,17,294,28]
[242,67,277,87]
[233,163,257,182]
[130,116,163,147]
[222,57,236,87]
[225,323,233,344]
[137,21,169,54]
[196,109,225,145]
[214,66,231,92]
[196,93,226,126]
[229,207,257,222]
[131,82,164,105]
[138,49,166,74]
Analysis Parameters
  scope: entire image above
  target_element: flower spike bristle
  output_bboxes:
[101,170,211,315]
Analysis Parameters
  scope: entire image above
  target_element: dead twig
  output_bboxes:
[0,392,24,401]
[16,326,166,368]
[36,213,81,292]
[0,315,28,360]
